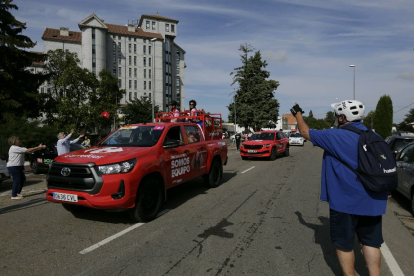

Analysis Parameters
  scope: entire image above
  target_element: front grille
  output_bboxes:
[244,145,263,150]
[47,162,103,194]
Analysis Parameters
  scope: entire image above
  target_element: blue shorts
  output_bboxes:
[329,209,383,250]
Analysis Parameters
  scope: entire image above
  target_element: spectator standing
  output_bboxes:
[291,100,388,276]
[57,129,84,155]
[7,136,46,200]
[235,132,242,151]
[81,135,91,147]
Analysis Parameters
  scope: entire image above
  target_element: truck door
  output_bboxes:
[162,126,192,188]
[184,125,208,179]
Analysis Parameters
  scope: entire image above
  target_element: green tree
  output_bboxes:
[229,44,280,131]
[42,50,124,132]
[0,0,49,123]
[303,110,313,124]
[373,95,393,139]
[324,111,335,127]
[362,110,375,129]
[122,97,160,125]
[397,108,414,131]
[308,117,331,130]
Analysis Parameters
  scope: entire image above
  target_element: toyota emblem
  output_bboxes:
[61,167,71,176]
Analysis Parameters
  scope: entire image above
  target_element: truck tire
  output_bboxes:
[269,148,277,161]
[284,145,290,157]
[31,160,40,174]
[204,160,221,188]
[62,203,87,213]
[128,178,163,222]
[241,156,248,160]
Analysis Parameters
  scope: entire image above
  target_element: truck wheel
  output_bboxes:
[31,160,40,174]
[241,156,248,160]
[62,203,86,213]
[128,178,162,222]
[269,148,277,161]
[204,160,221,188]
[284,146,290,157]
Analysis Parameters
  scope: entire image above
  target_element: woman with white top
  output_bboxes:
[7,136,46,200]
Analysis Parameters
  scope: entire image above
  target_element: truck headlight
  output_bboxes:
[98,158,137,175]
[264,144,271,148]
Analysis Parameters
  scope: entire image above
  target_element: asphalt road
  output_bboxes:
[1,142,414,275]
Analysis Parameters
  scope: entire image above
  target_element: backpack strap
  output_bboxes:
[340,124,364,134]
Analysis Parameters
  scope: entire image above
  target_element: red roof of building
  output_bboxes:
[105,23,163,39]
[283,113,297,125]
[41,28,82,43]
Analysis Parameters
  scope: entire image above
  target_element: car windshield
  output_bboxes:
[400,132,414,137]
[290,133,302,137]
[70,143,85,151]
[100,126,164,147]
[250,133,275,140]
[393,139,414,152]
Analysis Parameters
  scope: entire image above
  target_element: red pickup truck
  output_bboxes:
[240,130,289,160]
[46,111,227,222]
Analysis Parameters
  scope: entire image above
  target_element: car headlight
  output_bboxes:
[98,158,137,175]
[264,144,271,148]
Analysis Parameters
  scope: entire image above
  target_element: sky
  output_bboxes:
[12,0,414,124]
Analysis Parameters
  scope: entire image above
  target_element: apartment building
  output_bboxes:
[36,12,185,111]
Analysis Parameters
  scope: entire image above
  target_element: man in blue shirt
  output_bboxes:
[291,100,388,276]
[57,129,84,155]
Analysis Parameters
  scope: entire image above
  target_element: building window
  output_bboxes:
[118,36,121,40]
[119,67,121,77]
[129,92,132,101]
[144,69,146,78]
[134,92,137,99]
[118,79,122,87]
[149,93,151,98]
[144,81,146,89]
[134,56,136,66]
[129,44,131,53]
[134,38,136,42]
[149,69,151,78]
[113,66,116,76]
[177,68,180,75]
[171,24,175,33]
[149,58,151,66]
[146,20,150,29]
[143,57,146,66]
[129,56,131,66]
[118,42,121,50]
[166,24,169,32]
[134,68,137,77]
[134,44,136,53]
[152,21,155,30]
[143,45,146,54]
[129,37,131,41]
[113,42,116,51]
[113,54,116,62]
[129,68,132,78]
[92,28,95,39]
[41,88,44,93]
[134,80,137,89]
[149,81,151,90]
[148,46,151,55]
[129,80,132,89]
[176,79,180,86]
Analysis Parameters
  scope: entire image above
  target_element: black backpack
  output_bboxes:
[340,125,398,193]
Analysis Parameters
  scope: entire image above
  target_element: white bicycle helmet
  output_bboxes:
[331,100,365,122]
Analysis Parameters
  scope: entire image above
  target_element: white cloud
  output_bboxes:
[262,49,288,63]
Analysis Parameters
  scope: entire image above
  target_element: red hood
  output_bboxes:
[54,146,153,165]
[243,139,273,145]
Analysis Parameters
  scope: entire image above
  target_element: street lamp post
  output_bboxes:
[349,65,355,100]
[151,38,157,122]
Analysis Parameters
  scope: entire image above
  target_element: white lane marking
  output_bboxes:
[241,166,255,174]
[381,242,405,276]
[79,223,145,254]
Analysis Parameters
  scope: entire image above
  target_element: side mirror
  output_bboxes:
[163,139,180,148]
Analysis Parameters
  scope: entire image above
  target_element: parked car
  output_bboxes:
[289,133,304,146]
[0,154,11,184]
[384,136,414,158]
[395,142,414,215]
[29,143,85,174]
[240,131,289,160]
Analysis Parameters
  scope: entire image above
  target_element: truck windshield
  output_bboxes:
[100,126,164,147]
[250,133,275,140]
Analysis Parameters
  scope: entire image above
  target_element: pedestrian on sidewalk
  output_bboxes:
[291,100,389,276]
[235,132,242,151]
[7,136,46,200]
[57,129,84,155]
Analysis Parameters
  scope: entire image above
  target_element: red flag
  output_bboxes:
[101,111,110,118]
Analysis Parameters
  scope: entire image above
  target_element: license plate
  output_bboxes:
[248,150,257,153]
[53,192,78,202]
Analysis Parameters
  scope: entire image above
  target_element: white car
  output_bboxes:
[289,133,304,146]
[0,154,11,184]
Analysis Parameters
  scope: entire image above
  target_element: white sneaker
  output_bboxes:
[11,196,24,200]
